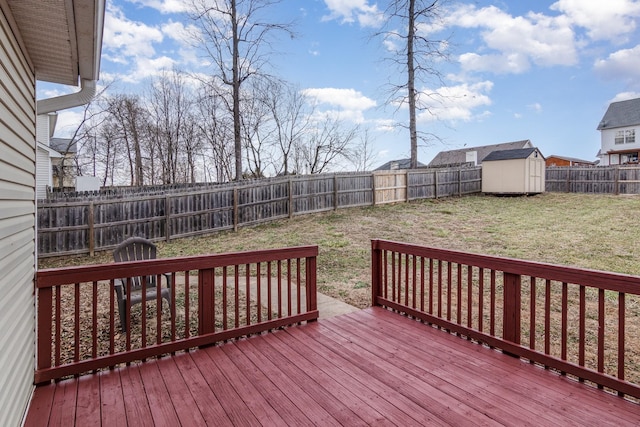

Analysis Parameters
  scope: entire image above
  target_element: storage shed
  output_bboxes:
[482,148,545,194]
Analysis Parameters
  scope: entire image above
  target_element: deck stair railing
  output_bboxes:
[371,239,640,400]
[36,246,318,383]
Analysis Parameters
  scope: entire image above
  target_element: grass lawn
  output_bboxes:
[40,192,640,309]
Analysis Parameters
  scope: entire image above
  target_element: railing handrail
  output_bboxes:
[37,246,319,286]
[371,239,640,400]
[36,245,319,383]
[373,240,640,294]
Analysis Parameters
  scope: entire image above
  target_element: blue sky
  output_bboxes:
[40,0,640,167]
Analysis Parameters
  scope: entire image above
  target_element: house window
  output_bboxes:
[621,152,639,164]
[626,129,635,144]
[615,129,635,144]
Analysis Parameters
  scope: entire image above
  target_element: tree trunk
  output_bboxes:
[407,0,418,169]
[232,0,242,181]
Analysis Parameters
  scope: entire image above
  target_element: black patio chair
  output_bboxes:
[113,237,171,332]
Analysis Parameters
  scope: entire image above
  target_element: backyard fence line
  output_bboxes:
[37,167,482,257]
[546,165,640,194]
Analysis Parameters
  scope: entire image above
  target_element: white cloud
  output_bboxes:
[550,0,640,41]
[610,91,640,103]
[449,5,578,74]
[322,0,383,27]
[54,110,87,137]
[459,52,530,74]
[594,44,640,85]
[528,103,543,113]
[162,20,191,43]
[302,88,376,111]
[417,81,493,123]
[127,0,191,14]
[103,5,164,59]
[123,56,178,83]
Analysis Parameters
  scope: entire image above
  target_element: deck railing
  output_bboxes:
[36,246,318,383]
[371,240,640,399]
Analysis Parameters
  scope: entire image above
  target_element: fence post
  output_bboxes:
[198,268,215,335]
[288,177,294,219]
[306,254,318,321]
[233,188,239,232]
[503,272,521,345]
[566,168,570,193]
[88,202,95,257]
[165,196,171,242]
[372,172,377,206]
[615,167,620,195]
[371,240,382,307]
[36,285,52,380]
[405,170,410,202]
[458,169,462,196]
[434,170,439,199]
[334,174,339,210]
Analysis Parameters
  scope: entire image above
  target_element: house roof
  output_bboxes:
[375,158,427,170]
[546,155,595,164]
[4,0,105,85]
[50,138,76,154]
[597,98,640,130]
[483,147,541,162]
[36,142,64,158]
[428,140,532,167]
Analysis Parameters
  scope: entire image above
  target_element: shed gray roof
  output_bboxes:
[597,98,640,130]
[483,147,540,162]
[428,140,532,167]
[50,138,76,154]
[375,158,427,170]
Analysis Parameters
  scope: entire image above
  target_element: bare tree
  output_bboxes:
[54,83,111,189]
[146,69,195,184]
[377,0,450,168]
[261,80,310,175]
[348,128,378,172]
[241,80,273,178]
[295,116,358,174]
[104,94,148,186]
[188,0,294,181]
[195,85,235,182]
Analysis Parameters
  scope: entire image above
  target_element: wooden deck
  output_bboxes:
[26,307,640,426]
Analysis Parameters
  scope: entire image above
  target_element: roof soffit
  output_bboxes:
[6,0,103,86]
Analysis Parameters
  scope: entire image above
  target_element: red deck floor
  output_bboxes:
[25,307,640,426]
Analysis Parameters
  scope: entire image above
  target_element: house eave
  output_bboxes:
[5,0,105,86]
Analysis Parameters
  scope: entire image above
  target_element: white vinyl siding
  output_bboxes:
[0,3,36,427]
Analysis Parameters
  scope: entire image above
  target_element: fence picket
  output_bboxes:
[38,167,479,256]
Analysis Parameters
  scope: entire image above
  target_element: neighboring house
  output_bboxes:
[50,137,77,189]
[597,97,640,166]
[482,148,546,194]
[35,115,76,198]
[0,1,104,426]
[375,158,427,170]
[428,140,533,167]
[545,155,596,167]
[36,114,63,199]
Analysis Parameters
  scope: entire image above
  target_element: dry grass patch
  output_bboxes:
[41,192,640,308]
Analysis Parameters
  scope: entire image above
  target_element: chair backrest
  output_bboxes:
[113,237,158,291]
[113,237,158,263]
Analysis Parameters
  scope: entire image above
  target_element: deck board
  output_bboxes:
[25,307,640,426]
[119,365,154,426]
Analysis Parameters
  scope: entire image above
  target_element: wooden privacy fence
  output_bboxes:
[38,168,482,257]
[371,239,640,399]
[546,165,640,194]
[35,245,319,383]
